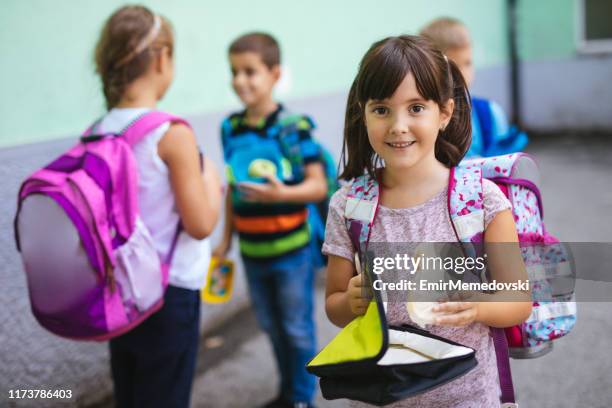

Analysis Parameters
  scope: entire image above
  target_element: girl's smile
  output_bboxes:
[385,140,417,149]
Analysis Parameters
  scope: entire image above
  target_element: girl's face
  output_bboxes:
[364,73,453,172]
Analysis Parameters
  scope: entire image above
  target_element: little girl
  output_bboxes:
[323,35,532,407]
[93,6,221,407]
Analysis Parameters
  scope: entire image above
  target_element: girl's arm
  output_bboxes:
[212,192,234,258]
[237,162,328,204]
[477,208,532,327]
[158,123,222,240]
[325,255,370,327]
[434,209,532,328]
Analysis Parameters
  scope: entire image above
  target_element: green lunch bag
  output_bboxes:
[306,175,478,406]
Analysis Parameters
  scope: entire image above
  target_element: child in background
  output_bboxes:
[420,17,528,158]
[323,35,532,407]
[93,6,222,407]
[212,33,327,408]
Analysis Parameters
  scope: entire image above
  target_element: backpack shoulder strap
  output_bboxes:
[448,163,485,243]
[82,117,105,136]
[121,111,191,147]
[221,112,242,138]
[449,162,517,406]
[274,110,317,180]
[277,110,315,131]
[344,173,380,256]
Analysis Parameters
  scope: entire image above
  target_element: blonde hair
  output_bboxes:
[419,17,471,54]
[94,5,174,109]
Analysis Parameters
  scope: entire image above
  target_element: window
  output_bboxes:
[577,0,612,53]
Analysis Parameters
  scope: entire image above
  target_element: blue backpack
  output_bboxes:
[472,96,529,157]
[274,112,339,267]
[221,110,339,267]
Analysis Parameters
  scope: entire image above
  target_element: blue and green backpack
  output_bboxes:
[221,109,339,267]
[274,111,339,267]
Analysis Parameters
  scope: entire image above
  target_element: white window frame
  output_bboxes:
[576,0,612,54]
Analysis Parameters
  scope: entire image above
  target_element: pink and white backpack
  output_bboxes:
[14,111,189,341]
[345,152,575,406]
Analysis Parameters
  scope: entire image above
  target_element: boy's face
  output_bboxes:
[229,52,280,108]
[446,45,474,87]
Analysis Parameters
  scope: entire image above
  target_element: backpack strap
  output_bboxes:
[344,173,380,262]
[121,111,191,147]
[123,111,191,267]
[82,117,105,136]
[220,114,242,161]
[448,164,485,243]
[449,163,516,406]
[274,110,312,181]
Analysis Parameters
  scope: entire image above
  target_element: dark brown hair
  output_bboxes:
[340,35,471,181]
[228,32,280,68]
[94,5,174,110]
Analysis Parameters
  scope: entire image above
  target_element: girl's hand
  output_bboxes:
[212,239,230,259]
[237,174,286,203]
[347,274,370,316]
[432,301,481,327]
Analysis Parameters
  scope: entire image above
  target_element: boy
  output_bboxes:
[213,32,326,408]
[420,17,528,158]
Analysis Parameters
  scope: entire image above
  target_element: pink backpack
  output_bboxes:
[457,154,576,357]
[14,111,189,341]
[345,153,575,406]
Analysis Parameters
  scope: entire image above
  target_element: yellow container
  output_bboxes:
[201,257,234,304]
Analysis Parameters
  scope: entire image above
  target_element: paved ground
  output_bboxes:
[179,135,612,408]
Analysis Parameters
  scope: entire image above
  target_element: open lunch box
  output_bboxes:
[307,276,478,406]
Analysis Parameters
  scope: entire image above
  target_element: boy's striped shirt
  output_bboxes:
[221,105,321,259]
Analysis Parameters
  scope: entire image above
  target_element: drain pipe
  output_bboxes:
[507,0,521,127]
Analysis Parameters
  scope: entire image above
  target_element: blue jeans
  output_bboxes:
[243,245,317,404]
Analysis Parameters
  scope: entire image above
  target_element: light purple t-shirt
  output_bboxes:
[322,179,511,408]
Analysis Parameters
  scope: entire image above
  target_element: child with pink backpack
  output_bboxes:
[14,5,221,408]
[322,36,536,407]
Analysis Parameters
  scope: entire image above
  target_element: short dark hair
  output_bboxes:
[340,35,472,181]
[228,32,280,68]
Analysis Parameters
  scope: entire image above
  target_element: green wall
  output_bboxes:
[0,0,577,148]
[517,0,576,60]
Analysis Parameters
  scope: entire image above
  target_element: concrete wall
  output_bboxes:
[471,56,612,131]
[3,0,609,150]
[1,0,509,148]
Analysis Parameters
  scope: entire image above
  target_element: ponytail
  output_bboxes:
[339,79,378,181]
[434,58,472,167]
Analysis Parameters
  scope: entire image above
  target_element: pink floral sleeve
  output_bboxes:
[483,178,512,228]
[322,185,355,262]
